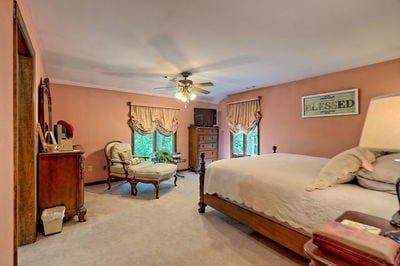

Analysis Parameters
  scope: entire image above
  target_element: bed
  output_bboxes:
[198,152,398,257]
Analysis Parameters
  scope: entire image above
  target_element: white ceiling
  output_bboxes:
[27,0,400,103]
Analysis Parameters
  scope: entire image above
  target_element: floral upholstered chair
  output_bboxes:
[104,141,177,199]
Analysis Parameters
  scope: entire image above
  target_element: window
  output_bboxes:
[132,130,175,157]
[231,126,259,157]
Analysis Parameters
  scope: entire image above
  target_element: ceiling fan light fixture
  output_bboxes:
[174,87,194,103]
[180,93,189,103]
[175,91,183,100]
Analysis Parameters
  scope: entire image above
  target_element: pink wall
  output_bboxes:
[219,58,400,159]
[0,1,15,264]
[52,84,217,183]
[0,0,45,264]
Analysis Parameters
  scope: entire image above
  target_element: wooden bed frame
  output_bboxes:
[197,153,310,258]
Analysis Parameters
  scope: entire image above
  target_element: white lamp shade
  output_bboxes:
[359,93,400,151]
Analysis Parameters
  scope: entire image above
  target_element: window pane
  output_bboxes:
[233,132,244,155]
[246,127,259,156]
[133,131,154,156]
[156,132,174,153]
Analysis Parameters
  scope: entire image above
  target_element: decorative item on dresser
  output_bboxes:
[38,149,87,224]
[188,125,219,172]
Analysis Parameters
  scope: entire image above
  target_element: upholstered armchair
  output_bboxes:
[104,141,178,199]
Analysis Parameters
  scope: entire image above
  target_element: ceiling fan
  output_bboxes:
[155,71,214,102]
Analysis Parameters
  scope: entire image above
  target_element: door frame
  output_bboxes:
[13,0,36,262]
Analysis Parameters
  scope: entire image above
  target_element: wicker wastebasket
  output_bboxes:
[41,206,65,235]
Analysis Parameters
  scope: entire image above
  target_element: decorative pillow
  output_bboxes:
[306,147,376,191]
[111,143,132,160]
[347,147,376,172]
[357,153,400,184]
[119,151,131,162]
[356,176,396,195]
[130,157,141,165]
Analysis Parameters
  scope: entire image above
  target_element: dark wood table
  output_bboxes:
[304,211,398,266]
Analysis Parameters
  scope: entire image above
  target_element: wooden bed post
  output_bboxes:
[198,153,207,213]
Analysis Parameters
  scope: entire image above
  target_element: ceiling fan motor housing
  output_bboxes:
[180,79,193,86]
[180,72,193,87]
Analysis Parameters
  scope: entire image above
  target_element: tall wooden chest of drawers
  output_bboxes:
[189,126,219,171]
[38,150,87,223]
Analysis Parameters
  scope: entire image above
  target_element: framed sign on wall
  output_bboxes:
[301,88,359,118]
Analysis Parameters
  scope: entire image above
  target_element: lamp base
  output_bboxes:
[390,211,400,227]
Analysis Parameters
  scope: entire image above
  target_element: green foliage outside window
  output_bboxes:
[156,131,173,152]
[133,131,174,157]
[233,132,244,155]
[232,126,259,157]
[133,131,153,156]
[247,128,258,156]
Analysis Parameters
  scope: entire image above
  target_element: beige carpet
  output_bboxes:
[19,172,308,266]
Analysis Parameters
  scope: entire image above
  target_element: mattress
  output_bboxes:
[204,153,397,234]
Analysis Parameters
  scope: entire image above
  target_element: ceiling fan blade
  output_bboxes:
[192,86,210,94]
[164,75,185,87]
[164,75,177,81]
[153,85,178,90]
[193,82,214,87]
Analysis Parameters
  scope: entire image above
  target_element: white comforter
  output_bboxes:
[204,153,397,234]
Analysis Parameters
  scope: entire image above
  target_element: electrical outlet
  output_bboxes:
[87,165,93,172]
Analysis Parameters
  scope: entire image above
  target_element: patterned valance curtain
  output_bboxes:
[227,98,262,134]
[127,103,179,136]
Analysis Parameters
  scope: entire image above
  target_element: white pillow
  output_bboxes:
[357,153,400,184]
[306,147,376,191]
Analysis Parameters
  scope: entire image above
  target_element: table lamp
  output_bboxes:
[359,93,400,227]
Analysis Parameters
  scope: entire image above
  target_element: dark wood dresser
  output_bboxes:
[38,150,86,223]
[188,126,219,171]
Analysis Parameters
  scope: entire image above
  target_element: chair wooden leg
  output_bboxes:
[130,180,138,196]
[153,182,160,199]
[107,177,111,190]
[174,174,178,186]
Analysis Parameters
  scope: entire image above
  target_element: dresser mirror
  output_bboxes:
[38,78,56,150]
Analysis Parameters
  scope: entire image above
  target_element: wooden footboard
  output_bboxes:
[198,153,310,258]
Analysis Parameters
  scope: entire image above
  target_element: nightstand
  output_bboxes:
[304,211,398,266]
